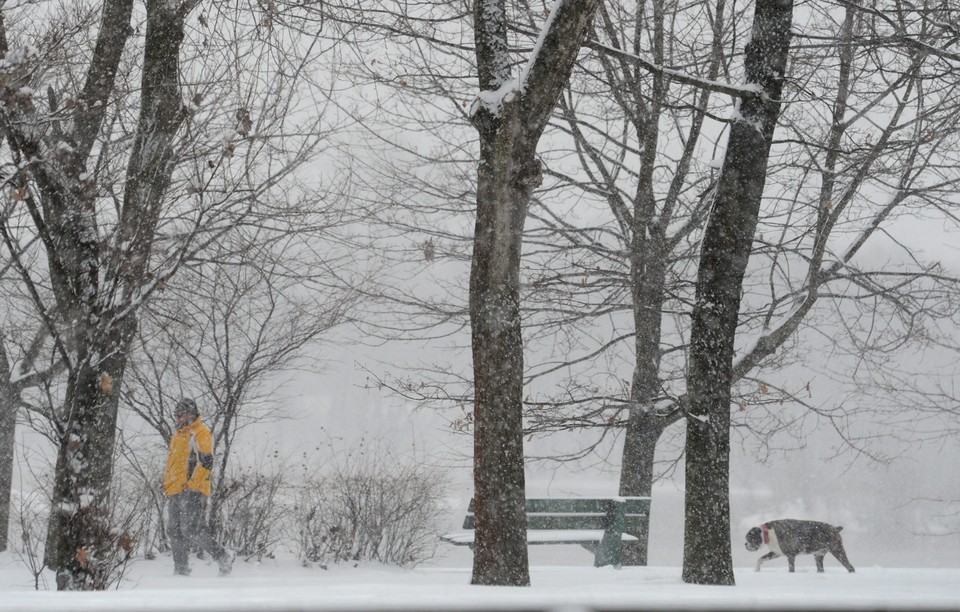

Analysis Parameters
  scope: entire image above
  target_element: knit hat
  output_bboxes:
[174,398,199,417]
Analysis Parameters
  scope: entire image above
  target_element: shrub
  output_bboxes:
[211,465,285,560]
[293,447,446,567]
[10,489,52,590]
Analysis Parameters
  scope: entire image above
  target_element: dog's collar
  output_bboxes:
[761,523,770,545]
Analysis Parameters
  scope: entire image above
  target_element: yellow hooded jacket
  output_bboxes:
[164,417,214,497]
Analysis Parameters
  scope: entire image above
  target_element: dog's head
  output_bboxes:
[745,526,763,551]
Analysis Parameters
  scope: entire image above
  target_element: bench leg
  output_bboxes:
[596,499,625,567]
[595,530,622,567]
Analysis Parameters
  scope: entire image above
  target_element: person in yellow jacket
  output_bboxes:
[164,398,235,576]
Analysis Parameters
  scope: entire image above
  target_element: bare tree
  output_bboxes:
[125,231,358,530]
[0,0,204,588]
[681,0,794,585]
[0,1,103,556]
[207,1,960,584]
[0,0,348,587]
[530,0,741,566]
[467,0,602,586]
[342,2,960,574]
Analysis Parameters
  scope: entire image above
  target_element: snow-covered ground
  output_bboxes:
[1,551,958,611]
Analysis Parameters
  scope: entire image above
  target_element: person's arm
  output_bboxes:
[188,428,215,490]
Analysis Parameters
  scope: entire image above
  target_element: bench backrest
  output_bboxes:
[463,497,650,531]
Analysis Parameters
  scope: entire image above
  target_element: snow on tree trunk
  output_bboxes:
[681,0,793,586]
[469,0,600,587]
[45,340,132,590]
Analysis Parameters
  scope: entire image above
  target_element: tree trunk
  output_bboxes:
[45,337,132,590]
[681,0,793,586]
[615,260,692,568]
[618,241,670,565]
[469,100,536,586]
[618,413,665,565]
[0,382,16,552]
[469,0,600,586]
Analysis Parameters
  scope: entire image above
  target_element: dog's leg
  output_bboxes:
[815,553,826,573]
[755,552,779,572]
[787,555,796,572]
[831,545,855,573]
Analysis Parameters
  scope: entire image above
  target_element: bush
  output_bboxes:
[293,447,446,567]
[112,458,167,561]
[10,489,52,590]
[211,465,285,560]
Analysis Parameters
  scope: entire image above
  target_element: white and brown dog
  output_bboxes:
[745,519,855,573]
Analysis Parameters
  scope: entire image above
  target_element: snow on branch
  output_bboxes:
[517,0,564,90]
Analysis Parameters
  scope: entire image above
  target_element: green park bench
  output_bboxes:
[440,496,651,567]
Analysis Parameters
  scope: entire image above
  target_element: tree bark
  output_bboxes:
[618,238,671,566]
[617,414,666,565]
[469,123,536,586]
[0,381,16,552]
[45,334,133,590]
[681,0,793,586]
[469,0,600,586]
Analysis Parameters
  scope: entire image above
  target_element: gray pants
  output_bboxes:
[168,490,227,572]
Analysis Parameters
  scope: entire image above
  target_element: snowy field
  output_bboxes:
[1,551,959,612]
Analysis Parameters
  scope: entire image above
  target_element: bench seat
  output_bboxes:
[441,496,650,567]
[441,529,639,546]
